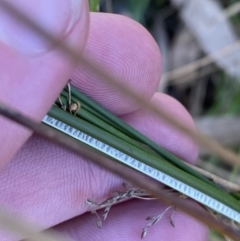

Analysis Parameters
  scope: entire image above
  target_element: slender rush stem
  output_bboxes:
[48,105,240,213]
[58,94,157,156]
[69,85,216,187]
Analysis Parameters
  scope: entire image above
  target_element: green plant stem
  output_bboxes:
[61,90,124,132]
[48,105,240,213]
[58,94,158,157]
[69,85,216,187]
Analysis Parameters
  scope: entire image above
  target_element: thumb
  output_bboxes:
[0,0,89,167]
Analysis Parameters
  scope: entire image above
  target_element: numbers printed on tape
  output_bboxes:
[42,115,240,223]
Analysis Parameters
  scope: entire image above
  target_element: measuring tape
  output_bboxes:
[42,115,240,223]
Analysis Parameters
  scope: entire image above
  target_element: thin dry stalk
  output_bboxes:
[224,2,240,19]
[0,0,240,174]
[195,116,240,152]
[162,39,240,84]
[163,1,240,84]
[1,102,240,240]
[186,163,240,193]
[0,207,70,241]
[1,1,240,240]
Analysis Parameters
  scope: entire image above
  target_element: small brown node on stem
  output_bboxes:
[69,101,81,115]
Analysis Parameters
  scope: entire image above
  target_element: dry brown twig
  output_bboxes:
[0,205,70,241]
[162,38,240,84]
[195,116,240,154]
[163,1,240,85]
[1,103,240,240]
[185,163,240,193]
[1,1,239,168]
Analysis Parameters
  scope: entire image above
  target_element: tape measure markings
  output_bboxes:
[42,115,240,223]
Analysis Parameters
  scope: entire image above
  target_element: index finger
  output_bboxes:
[70,12,161,116]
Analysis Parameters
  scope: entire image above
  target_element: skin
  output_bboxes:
[0,1,208,240]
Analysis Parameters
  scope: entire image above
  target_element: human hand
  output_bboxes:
[0,1,208,240]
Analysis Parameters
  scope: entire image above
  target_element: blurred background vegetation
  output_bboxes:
[91,0,240,240]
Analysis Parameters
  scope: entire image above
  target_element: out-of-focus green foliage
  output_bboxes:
[126,0,151,23]
[208,72,240,115]
[89,0,99,12]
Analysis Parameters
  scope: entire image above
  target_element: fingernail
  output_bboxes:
[0,0,83,55]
